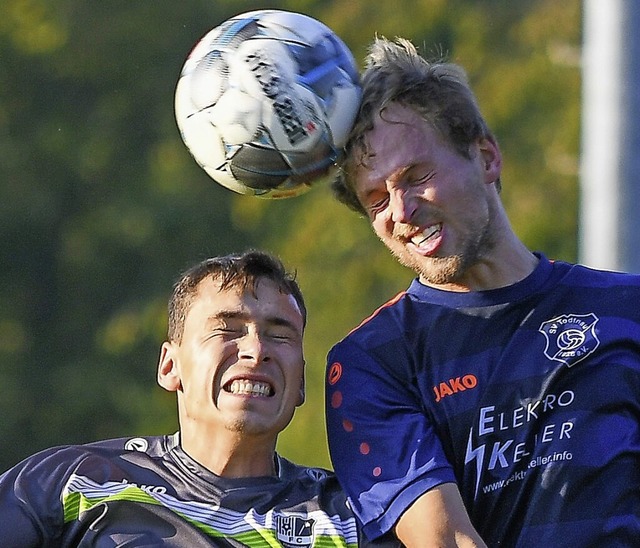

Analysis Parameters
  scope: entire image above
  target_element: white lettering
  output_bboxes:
[560,421,574,439]
[479,406,495,435]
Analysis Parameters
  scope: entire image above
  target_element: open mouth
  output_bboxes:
[224,379,273,397]
[410,223,442,247]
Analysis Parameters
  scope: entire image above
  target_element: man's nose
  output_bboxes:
[237,331,270,364]
[388,187,416,224]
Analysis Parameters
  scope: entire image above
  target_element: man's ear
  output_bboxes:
[157,341,182,392]
[296,363,306,407]
[478,136,502,184]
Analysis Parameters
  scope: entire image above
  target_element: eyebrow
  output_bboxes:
[206,310,300,332]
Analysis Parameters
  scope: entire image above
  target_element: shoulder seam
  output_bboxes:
[347,291,407,336]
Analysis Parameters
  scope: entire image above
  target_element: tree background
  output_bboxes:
[0,0,581,472]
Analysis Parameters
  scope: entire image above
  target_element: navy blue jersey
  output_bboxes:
[0,433,400,547]
[326,255,640,546]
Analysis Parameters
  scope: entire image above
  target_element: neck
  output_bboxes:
[179,427,278,478]
[420,209,539,292]
[424,244,538,292]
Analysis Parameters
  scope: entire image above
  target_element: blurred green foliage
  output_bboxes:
[0,0,580,471]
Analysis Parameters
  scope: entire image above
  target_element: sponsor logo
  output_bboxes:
[124,437,149,452]
[539,313,600,367]
[433,374,478,402]
[245,49,316,145]
[465,389,576,497]
[274,513,315,547]
[327,362,342,385]
[305,468,328,481]
[121,479,167,495]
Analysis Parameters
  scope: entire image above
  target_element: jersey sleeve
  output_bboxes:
[0,448,72,546]
[325,338,456,541]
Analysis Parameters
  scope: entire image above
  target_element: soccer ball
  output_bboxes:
[175,9,361,199]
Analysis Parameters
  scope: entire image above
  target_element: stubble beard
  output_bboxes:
[385,220,494,286]
[224,414,271,436]
[225,418,248,433]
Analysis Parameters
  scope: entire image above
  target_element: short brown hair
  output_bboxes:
[333,36,498,215]
[167,250,306,344]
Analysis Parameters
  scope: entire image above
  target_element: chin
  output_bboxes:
[224,419,248,434]
[418,258,464,285]
[390,248,462,283]
[225,418,279,438]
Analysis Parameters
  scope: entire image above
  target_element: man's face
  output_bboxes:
[353,103,502,288]
[159,276,305,441]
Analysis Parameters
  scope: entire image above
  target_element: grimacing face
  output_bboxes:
[354,103,502,287]
[158,276,305,440]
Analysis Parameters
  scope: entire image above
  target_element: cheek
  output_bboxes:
[281,354,304,384]
[371,213,392,238]
[183,349,225,393]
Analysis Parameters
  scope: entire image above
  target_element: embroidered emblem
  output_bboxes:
[274,513,315,547]
[539,313,600,367]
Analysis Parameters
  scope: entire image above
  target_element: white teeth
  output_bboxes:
[412,223,442,246]
[228,380,272,397]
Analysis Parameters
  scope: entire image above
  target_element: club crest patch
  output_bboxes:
[539,313,600,367]
[274,513,315,547]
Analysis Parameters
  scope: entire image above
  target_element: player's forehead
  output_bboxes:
[354,105,440,189]
[187,276,303,327]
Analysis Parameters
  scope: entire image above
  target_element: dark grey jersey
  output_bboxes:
[0,433,399,547]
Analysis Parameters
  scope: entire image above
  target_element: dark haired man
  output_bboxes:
[0,250,398,547]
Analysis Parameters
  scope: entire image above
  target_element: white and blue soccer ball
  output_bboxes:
[175,9,361,198]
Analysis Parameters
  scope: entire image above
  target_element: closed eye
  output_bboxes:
[366,195,389,216]
[408,169,435,186]
[265,322,300,342]
[211,327,243,339]
[269,333,294,341]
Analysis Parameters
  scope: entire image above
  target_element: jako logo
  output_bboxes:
[433,374,478,402]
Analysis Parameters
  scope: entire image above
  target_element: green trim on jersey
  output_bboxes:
[62,475,357,547]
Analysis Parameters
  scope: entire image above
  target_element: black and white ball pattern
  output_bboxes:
[175,10,361,198]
